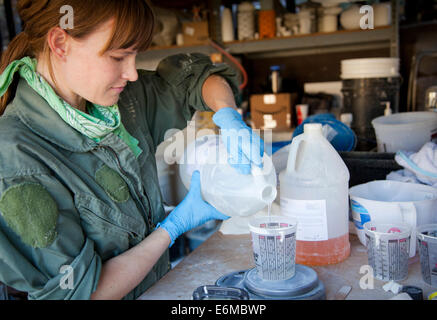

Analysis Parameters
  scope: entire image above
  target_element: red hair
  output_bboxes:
[0,0,156,115]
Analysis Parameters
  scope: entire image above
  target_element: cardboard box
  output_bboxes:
[182,21,209,45]
[250,93,297,131]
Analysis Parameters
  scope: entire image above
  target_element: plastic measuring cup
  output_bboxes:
[249,216,297,281]
[416,224,437,286]
[363,222,412,281]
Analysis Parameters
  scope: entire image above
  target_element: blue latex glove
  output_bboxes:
[157,171,230,247]
[212,107,264,175]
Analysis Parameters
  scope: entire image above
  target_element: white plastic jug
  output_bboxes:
[179,135,277,217]
[279,123,351,265]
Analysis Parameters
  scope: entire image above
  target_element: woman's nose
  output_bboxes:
[122,57,138,82]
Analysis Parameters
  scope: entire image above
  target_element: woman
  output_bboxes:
[0,0,263,300]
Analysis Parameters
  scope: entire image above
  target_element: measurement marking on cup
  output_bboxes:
[366,233,409,281]
[251,217,297,281]
[256,232,296,280]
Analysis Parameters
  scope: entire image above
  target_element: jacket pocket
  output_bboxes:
[75,194,142,260]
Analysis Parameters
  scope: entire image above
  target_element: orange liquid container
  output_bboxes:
[258,10,276,39]
[279,124,351,266]
[296,234,351,266]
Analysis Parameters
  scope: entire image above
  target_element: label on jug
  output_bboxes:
[280,198,328,241]
[350,199,371,230]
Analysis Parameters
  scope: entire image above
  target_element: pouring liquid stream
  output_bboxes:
[268,202,272,224]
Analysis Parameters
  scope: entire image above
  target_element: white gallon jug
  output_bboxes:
[179,135,277,217]
[279,123,350,265]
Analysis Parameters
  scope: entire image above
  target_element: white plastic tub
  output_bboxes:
[349,180,437,256]
[372,112,437,152]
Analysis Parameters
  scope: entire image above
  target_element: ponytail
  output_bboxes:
[0,32,31,115]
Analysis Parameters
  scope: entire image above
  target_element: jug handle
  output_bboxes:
[286,137,304,174]
[398,203,417,258]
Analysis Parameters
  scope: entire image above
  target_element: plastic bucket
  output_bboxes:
[364,222,411,281]
[341,58,401,151]
[249,216,297,281]
[349,180,437,257]
[372,112,437,153]
[416,224,437,286]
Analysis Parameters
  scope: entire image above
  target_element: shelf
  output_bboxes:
[226,26,393,58]
[137,27,394,66]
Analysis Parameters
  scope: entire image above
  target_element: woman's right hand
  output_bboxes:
[157,170,230,246]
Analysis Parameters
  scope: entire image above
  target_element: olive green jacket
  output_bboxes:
[0,53,239,300]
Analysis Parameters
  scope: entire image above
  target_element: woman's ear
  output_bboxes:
[46,26,69,60]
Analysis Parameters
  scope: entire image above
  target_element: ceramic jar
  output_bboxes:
[237,2,255,40]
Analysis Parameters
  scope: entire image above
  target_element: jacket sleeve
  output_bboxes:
[0,174,102,300]
[136,53,240,149]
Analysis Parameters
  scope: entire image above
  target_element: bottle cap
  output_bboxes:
[303,123,323,135]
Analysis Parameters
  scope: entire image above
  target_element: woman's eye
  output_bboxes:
[111,56,124,62]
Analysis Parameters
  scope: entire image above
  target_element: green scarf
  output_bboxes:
[0,57,142,157]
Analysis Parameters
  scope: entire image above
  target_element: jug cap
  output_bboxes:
[303,123,323,134]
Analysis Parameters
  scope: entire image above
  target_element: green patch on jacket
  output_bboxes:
[0,183,58,248]
[95,165,130,203]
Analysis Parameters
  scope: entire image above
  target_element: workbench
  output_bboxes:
[138,231,437,300]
